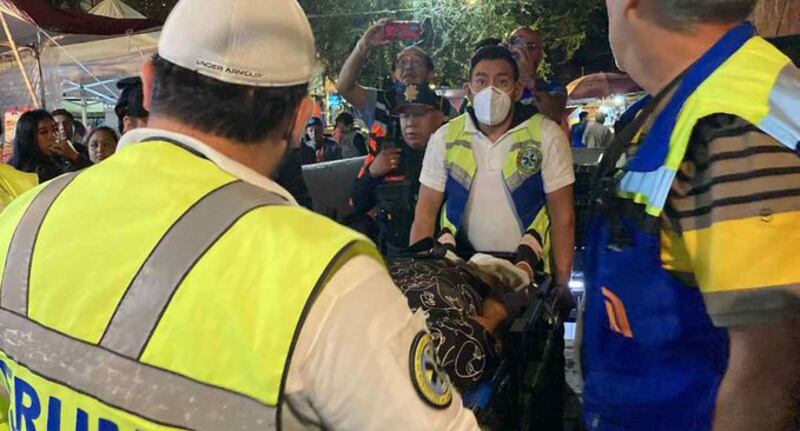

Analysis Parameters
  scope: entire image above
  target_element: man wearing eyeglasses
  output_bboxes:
[507,27,568,124]
[338,20,441,139]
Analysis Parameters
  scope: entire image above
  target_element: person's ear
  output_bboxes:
[290,97,315,149]
[427,70,436,83]
[140,59,155,112]
[624,0,641,20]
[433,109,445,127]
[513,80,525,102]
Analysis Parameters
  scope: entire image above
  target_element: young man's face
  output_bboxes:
[53,114,74,141]
[399,106,442,151]
[469,59,522,100]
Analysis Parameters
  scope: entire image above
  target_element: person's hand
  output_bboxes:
[549,284,576,321]
[472,297,510,334]
[357,19,391,55]
[534,90,568,123]
[50,139,80,162]
[368,148,401,177]
[511,45,537,86]
[468,253,530,293]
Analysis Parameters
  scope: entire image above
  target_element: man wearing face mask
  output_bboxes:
[0,1,481,429]
[411,45,576,306]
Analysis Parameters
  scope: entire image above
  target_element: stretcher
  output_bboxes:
[462,271,567,430]
[389,248,567,430]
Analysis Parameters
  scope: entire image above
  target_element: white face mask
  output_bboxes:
[471,86,512,126]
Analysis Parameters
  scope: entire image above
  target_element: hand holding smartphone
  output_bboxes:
[381,21,422,42]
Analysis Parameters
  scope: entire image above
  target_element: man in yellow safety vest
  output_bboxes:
[0,0,481,429]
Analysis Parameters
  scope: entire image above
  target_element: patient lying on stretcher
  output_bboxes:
[388,240,538,393]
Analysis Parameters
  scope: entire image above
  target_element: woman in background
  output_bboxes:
[85,126,119,164]
[10,110,89,182]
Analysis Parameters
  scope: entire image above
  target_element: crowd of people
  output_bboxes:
[0,77,149,208]
[0,0,798,430]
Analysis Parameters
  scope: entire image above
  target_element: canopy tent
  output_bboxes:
[57,31,159,101]
[0,0,157,44]
[89,0,146,19]
[0,0,159,110]
[567,73,641,103]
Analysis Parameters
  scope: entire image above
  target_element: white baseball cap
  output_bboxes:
[158,0,316,87]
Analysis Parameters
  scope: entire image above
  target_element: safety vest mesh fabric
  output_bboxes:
[0,140,381,430]
[619,36,800,215]
[441,114,551,251]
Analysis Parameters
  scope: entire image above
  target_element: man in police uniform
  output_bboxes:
[349,82,444,254]
[0,1,480,429]
[581,0,800,430]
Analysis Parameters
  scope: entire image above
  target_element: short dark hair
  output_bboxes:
[395,47,435,72]
[151,55,308,144]
[648,0,757,30]
[335,112,354,127]
[470,45,520,81]
[473,37,502,53]
[51,109,74,121]
[579,112,589,120]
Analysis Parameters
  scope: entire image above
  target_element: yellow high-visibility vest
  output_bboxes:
[0,140,380,430]
[0,164,37,213]
[441,113,551,264]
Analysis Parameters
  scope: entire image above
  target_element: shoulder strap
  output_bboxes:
[445,114,469,145]
[523,114,545,142]
[99,180,287,359]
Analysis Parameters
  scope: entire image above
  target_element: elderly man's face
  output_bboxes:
[394,49,433,86]
[509,28,544,72]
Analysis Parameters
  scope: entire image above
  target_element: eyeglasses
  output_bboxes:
[510,36,541,51]
[397,58,425,69]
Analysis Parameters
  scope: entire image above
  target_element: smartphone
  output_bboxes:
[382,21,422,42]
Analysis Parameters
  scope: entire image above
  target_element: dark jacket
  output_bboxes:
[15,154,91,183]
[275,148,313,210]
[349,141,424,253]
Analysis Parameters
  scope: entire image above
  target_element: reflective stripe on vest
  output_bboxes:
[0,140,382,431]
[0,174,287,430]
[441,113,549,241]
[619,30,800,216]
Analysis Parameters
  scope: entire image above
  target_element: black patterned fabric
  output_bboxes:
[388,258,501,393]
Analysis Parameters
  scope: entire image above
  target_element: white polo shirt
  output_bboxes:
[420,114,575,252]
[118,129,479,431]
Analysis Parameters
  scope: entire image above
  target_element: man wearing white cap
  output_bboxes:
[0,0,480,430]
